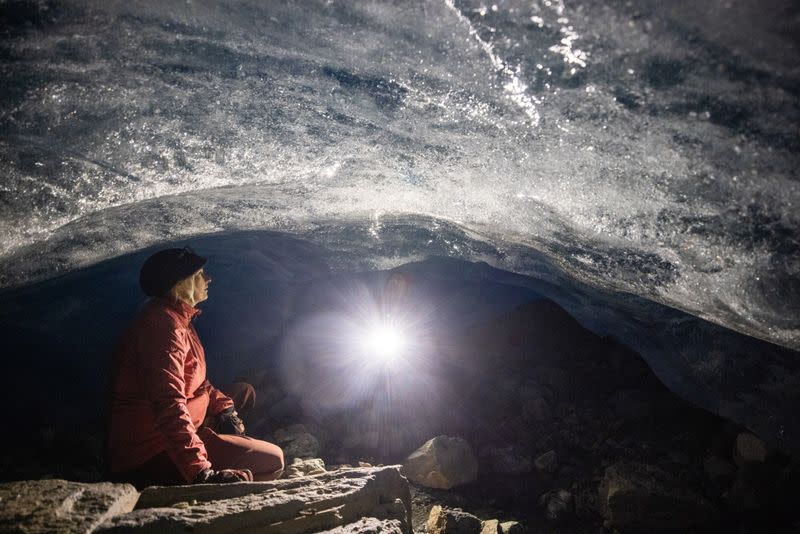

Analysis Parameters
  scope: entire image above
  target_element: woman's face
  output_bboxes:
[190,268,212,305]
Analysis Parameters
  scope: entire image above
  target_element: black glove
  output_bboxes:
[192,467,253,484]
[216,407,246,436]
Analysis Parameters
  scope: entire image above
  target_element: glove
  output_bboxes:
[192,467,253,484]
[215,407,246,436]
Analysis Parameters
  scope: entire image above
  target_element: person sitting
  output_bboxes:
[107,246,284,488]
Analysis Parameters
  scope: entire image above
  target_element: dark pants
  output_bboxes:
[118,382,283,488]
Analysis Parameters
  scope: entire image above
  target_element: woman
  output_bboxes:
[108,247,284,487]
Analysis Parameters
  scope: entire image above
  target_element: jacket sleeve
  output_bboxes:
[140,316,212,482]
[205,380,235,416]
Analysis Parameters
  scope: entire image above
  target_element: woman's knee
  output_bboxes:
[253,444,284,481]
[270,444,285,473]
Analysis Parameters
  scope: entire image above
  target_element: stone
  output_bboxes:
[273,423,308,442]
[0,479,138,534]
[499,520,523,534]
[483,446,532,475]
[99,466,411,533]
[317,517,405,533]
[480,518,500,534]
[285,457,327,478]
[599,462,719,530]
[539,489,574,521]
[403,436,478,490]
[733,432,768,465]
[274,423,321,459]
[534,450,558,474]
[426,505,481,534]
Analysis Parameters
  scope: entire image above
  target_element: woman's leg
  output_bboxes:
[198,427,284,481]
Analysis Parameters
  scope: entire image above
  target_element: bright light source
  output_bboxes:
[361,322,406,363]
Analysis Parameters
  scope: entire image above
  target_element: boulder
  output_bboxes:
[733,432,768,465]
[403,436,478,490]
[0,479,138,534]
[99,466,411,533]
[426,505,481,534]
[483,446,532,475]
[317,517,405,533]
[534,450,558,474]
[285,457,327,478]
[599,462,719,530]
[499,520,522,534]
[479,518,500,534]
[539,489,574,521]
[274,423,321,459]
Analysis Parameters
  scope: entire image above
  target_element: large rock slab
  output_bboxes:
[317,517,404,533]
[599,462,719,530]
[97,466,411,533]
[0,479,139,534]
[403,436,478,490]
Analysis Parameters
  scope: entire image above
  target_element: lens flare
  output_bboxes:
[361,322,406,363]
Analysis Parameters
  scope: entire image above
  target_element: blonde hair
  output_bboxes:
[168,271,199,306]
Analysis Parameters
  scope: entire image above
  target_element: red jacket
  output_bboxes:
[108,297,233,482]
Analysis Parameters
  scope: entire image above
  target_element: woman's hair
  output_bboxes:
[167,271,198,303]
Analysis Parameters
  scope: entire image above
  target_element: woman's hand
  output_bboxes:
[192,468,253,484]
[216,407,246,436]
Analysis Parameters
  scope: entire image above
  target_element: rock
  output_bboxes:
[0,479,139,534]
[274,423,321,459]
[480,518,500,534]
[317,517,405,533]
[703,455,736,487]
[539,489,574,521]
[599,462,718,530]
[99,466,411,533]
[499,520,522,534]
[483,446,533,475]
[534,450,558,474]
[285,457,326,478]
[733,432,768,465]
[426,505,481,534]
[403,436,478,490]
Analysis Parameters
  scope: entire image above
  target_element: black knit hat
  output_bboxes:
[139,246,207,297]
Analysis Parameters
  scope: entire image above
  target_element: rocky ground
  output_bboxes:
[3,298,800,533]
